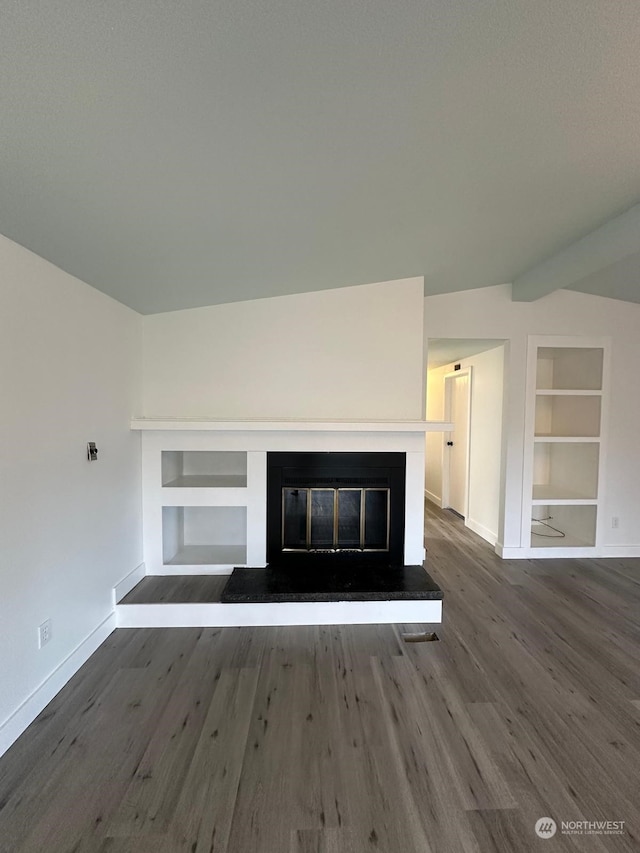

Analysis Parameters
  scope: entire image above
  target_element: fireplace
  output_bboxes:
[266,452,406,567]
[134,420,444,613]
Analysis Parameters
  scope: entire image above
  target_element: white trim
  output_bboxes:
[595,545,640,557]
[131,418,453,432]
[0,613,116,759]
[465,517,497,546]
[405,449,428,565]
[495,544,640,559]
[424,489,442,507]
[158,487,249,507]
[520,338,539,547]
[499,546,528,558]
[113,562,146,604]
[148,565,240,576]
[116,599,442,628]
[595,343,612,552]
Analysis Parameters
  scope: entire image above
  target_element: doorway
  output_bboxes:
[425,338,507,547]
[443,369,471,518]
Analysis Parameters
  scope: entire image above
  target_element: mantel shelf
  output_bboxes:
[132,418,453,433]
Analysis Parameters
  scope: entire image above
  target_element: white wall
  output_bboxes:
[424,285,640,552]
[0,236,142,754]
[425,346,505,545]
[142,278,425,420]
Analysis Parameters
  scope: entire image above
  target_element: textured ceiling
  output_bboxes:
[1,1,639,314]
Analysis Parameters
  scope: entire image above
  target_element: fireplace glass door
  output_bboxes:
[282,487,390,552]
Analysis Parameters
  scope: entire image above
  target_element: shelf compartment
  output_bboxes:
[530,505,597,549]
[162,451,247,488]
[162,506,247,565]
[536,347,603,391]
[534,394,601,438]
[532,442,599,502]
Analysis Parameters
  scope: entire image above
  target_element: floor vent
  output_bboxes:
[402,631,440,643]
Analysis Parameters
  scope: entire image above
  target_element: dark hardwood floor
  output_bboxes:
[1,503,639,852]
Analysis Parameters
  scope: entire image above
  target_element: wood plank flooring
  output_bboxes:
[120,575,227,604]
[1,503,639,852]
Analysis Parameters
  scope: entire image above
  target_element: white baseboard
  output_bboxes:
[424,489,442,507]
[496,545,526,559]
[117,599,442,628]
[0,612,116,759]
[465,518,497,546]
[496,544,597,559]
[596,545,640,557]
[495,543,640,559]
[113,562,146,604]
[147,565,243,576]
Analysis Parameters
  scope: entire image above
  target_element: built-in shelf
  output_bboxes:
[524,338,607,554]
[529,530,595,549]
[162,451,247,488]
[532,442,599,503]
[164,545,247,566]
[536,347,604,391]
[162,506,247,567]
[530,504,597,549]
[534,394,601,438]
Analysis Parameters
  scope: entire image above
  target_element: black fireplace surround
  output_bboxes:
[221,450,443,604]
[266,452,406,568]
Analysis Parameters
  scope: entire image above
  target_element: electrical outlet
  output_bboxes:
[612,516,619,529]
[38,619,52,648]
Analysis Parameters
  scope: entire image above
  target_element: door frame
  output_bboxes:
[442,367,472,519]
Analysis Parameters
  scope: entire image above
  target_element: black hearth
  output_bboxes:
[266,452,406,568]
[220,563,443,602]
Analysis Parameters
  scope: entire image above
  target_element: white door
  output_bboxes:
[446,372,470,517]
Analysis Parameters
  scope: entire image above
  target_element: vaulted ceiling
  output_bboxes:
[1,1,639,314]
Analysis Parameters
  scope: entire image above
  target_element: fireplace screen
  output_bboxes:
[282,487,390,552]
[267,451,405,567]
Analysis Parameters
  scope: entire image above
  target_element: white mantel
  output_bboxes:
[131,418,452,432]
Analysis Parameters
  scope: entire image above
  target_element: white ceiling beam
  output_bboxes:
[511,202,640,302]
